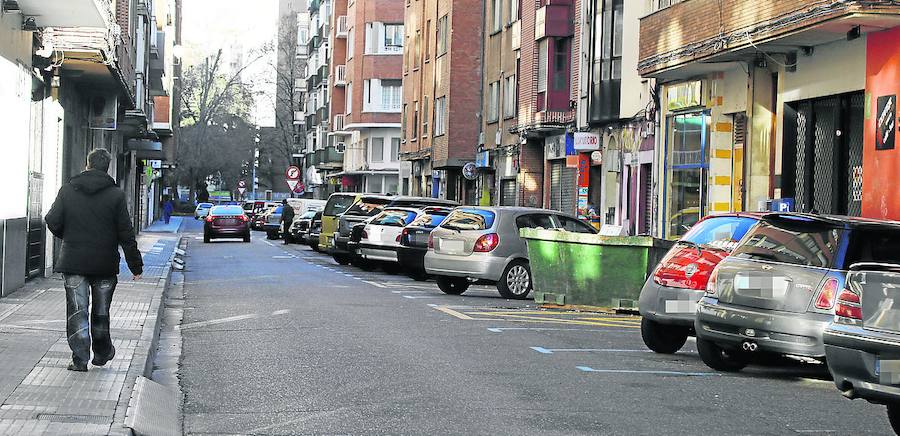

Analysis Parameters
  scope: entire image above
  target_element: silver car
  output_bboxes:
[696,213,900,372]
[825,261,900,434]
[359,207,422,264]
[425,207,597,299]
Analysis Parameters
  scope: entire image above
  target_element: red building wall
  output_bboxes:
[862,26,900,220]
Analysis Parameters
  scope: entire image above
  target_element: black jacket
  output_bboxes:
[45,170,144,276]
[280,205,295,226]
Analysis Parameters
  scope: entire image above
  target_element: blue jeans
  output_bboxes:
[64,275,117,365]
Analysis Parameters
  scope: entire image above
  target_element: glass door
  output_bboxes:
[666,112,710,238]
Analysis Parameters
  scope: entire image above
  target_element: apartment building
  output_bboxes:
[478,0,521,206]
[335,0,404,195]
[401,0,483,202]
[639,0,900,238]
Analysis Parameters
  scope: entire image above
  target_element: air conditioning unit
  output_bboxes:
[335,142,346,153]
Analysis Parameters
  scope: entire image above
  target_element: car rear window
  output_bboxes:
[410,211,450,229]
[843,227,900,267]
[731,216,842,268]
[324,195,356,216]
[682,216,758,252]
[344,200,389,216]
[442,209,496,231]
[211,206,244,216]
[371,210,417,227]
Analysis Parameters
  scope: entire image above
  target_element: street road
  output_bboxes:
[178,218,893,435]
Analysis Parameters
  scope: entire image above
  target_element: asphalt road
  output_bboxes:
[178,218,893,435]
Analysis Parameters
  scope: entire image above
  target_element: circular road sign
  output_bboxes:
[286,166,302,180]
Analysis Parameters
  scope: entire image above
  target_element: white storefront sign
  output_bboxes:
[574,132,601,151]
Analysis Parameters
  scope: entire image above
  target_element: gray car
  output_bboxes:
[696,213,900,372]
[824,262,900,434]
[425,207,597,299]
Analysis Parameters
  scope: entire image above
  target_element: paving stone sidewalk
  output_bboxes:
[0,234,178,435]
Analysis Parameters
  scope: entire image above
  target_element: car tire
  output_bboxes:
[310,243,321,253]
[333,254,351,265]
[640,318,689,354]
[436,276,469,295]
[353,258,378,271]
[497,260,532,300]
[888,403,900,434]
[696,338,748,372]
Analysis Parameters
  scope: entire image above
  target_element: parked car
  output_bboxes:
[425,207,597,299]
[357,208,423,272]
[194,202,213,220]
[264,199,327,239]
[305,211,324,251]
[252,205,277,230]
[824,262,900,434]
[331,195,394,264]
[320,193,363,254]
[696,213,900,372]
[203,205,250,243]
[289,210,319,244]
[398,207,453,280]
[638,213,761,354]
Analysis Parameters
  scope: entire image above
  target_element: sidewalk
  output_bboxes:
[0,234,178,435]
[144,216,185,234]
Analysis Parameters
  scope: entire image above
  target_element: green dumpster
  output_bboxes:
[520,229,675,309]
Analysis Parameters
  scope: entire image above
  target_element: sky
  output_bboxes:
[182,0,280,126]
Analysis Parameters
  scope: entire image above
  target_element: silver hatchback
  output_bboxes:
[696,213,900,372]
[425,207,597,299]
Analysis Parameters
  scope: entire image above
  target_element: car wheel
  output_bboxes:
[310,243,321,252]
[497,260,532,300]
[640,318,689,354]
[436,276,469,295]
[332,254,351,265]
[888,403,900,434]
[696,338,748,372]
[353,257,378,271]
[203,233,211,243]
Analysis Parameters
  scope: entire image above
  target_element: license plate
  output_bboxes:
[665,300,697,314]
[876,359,900,385]
[218,219,237,225]
[734,274,790,298]
[441,239,465,253]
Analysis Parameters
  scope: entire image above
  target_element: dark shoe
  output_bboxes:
[67,362,88,372]
[92,346,116,366]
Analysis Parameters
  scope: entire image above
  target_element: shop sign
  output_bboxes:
[876,94,896,150]
[577,153,590,218]
[590,151,603,165]
[769,198,796,212]
[476,150,492,168]
[667,81,703,111]
[462,162,478,180]
[147,160,162,169]
[545,134,567,159]
[574,132,600,151]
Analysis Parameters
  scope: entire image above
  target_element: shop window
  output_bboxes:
[666,112,710,239]
[589,0,622,124]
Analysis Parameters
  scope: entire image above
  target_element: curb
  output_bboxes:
[538,303,641,316]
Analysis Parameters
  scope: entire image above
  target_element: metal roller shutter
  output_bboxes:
[549,161,576,214]
[500,180,517,206]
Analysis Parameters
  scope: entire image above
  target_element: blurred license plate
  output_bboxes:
[665,300,697,314]
[876,359,900,385]
[734,274,789,298]
[441,239,465,253]
[219,219,237,225]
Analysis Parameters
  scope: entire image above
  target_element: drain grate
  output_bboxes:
[36,413,110,424]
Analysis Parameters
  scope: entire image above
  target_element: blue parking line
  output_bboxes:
[531,347,553,354]
[576,366,721,376]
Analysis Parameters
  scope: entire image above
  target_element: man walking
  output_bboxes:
[280,199,295,245]
[45,149,144,372]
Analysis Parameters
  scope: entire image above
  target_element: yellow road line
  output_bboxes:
[473,313,640,328]
[433,306,502,321]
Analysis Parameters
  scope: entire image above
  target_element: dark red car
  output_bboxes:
[204,205,251,243]
[638,213,763,353]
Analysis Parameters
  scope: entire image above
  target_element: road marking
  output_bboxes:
[271,309,291,316]
[263,241,275,247]
[177,314,259,331]
[531,347,652,354]
[470,313,641,328]
[391,290,426,294]
[487,327,614,333]
[402,295,435,299]
[272,255,297,259]
[576,366,720,376]
[431,305,476,320]
[362,280,387,288]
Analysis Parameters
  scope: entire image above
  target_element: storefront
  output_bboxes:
[664,110,710,239]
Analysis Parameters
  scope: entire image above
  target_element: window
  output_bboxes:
[402,104,408,139]
[491,0,502,33]
[372,209,417,227]
[590,0,623,122]
[553,38,568,91]
[382,80,402,111]
[412,101,419,138]
[414,30,421,68]
[434,96,446,136]
[537,40,548,93]
[503,75,516,118]
[487,81,500,123]
[516,214,555,230]
[556,216,598,234]
[442,209,497,231]
[681,216,759,252]
[368,176,384,194]
[385,24,404,50]
[732,218,843,269]
[422,98,429,135]
[437,15,448,56]
[347,28,354,59]
[508,0,519,24]
[424,20,431,60]
[372,137,385,162]
[390,138,400,161]
[346,82,353,114]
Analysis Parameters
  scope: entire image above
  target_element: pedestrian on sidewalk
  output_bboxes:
[281,199,295,245]
[45,148,144,372]
[162,196,174,224]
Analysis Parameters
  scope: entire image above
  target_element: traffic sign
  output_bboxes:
[285,166,302,192]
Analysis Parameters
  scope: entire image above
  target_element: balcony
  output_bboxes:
[332,114,346,132]
[336,16,349,38]
[638,0,900,77]
[317,64,329,83]
[534,2,573,40]
[334,65,346,86]
[15,0,113,28]
[316,146,344,169]
[294,111,306,126]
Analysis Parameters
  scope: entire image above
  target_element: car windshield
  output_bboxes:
[210,206,244,216]
[198,203,212,209]
[344,200,389,217]
[410,211,450,229]
[300,211,317,219]
[681,216,758,252]
[731,216,842,268]
[442,209,496,231]
[371,210,417,227]
[324,195,357,216]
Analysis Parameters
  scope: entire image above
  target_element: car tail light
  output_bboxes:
[474,233,500,252]
[428,233,434,249]
[361,230,368,240]
[834,289,862,320]
[240,215,249,222]
[705,266,719,295]
[814,278,840,310]
[206,215,214,223]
